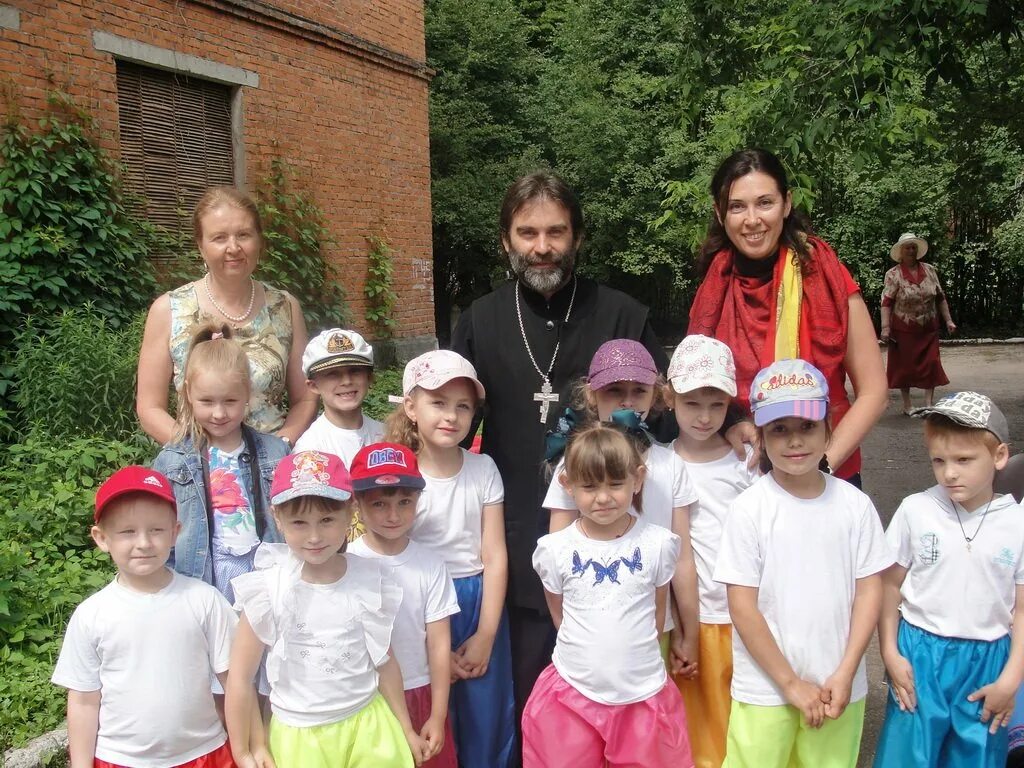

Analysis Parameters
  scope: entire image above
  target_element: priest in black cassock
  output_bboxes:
[451,170,668,730]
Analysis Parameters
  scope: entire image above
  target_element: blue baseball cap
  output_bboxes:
[749,359,830,426]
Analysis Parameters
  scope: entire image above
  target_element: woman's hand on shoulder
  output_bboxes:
[725,420,760,471]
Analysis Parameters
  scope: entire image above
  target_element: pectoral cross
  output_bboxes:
[534,379,559,424]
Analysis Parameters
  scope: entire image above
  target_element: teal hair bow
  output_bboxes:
[608,408,653,449]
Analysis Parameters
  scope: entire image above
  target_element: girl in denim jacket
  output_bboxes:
[153,321,289,603]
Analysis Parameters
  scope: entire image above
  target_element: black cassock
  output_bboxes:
[452,276,666,711]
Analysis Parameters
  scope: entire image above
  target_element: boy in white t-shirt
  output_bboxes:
[347,442,461,768]
[874,392,1024,768]
[295,329,384,537]
[296,328,384,465]
[666,334,759,768]
[52,466,237,768]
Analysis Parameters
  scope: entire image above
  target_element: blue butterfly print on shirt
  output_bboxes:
[620,547,642,574]
[571,551,593,577]
[591,559,622,585]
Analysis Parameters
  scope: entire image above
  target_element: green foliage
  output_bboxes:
[0,436,148,750]
[11,309,145,442]
[426,0,545,340]
[423,0,1024,333]
[364,235,399,338]
[255,158,347,332]
[0,103,159,434]
[361,367,403,423]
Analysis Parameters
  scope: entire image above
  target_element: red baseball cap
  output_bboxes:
[94,466,177,523]
[270,451,352,505]
[349,442,426,492]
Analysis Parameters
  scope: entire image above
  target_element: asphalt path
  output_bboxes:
[857,343,1024,765]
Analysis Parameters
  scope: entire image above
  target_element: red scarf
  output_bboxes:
[689,236,852,413]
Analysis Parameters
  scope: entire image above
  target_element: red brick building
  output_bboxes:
[0,0,436,357]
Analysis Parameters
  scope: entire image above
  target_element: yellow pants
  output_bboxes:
[676,623,733,768]
[723,698,865,768]
[268,694,413,768]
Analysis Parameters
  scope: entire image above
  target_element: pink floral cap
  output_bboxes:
[668,335,737,396]
[402,350,485,400]
[270,451,352,505]
[587,339,658,391]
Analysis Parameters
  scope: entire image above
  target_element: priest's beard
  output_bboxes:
[507,246,576,295]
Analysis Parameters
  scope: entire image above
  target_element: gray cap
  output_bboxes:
[910,391,1009,444]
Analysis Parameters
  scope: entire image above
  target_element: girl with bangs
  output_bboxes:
[523,423,693,767]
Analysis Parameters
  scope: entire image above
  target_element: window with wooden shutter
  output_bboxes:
[115,61,235,257]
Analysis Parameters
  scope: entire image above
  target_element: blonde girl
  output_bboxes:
[153,321,288,603]
[524,423,692,766]
[543,338,701,681]
[386,349,516,768]
[225,451,425,768]
[714,359,891,768]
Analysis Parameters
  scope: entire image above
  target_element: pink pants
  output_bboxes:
[522,664,693,768]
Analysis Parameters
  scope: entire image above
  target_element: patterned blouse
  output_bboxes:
[881,263,945,331]
[168,282,293,433]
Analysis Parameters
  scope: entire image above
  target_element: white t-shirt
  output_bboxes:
[231,545,401,727]
[412,449,504,578]
[676,444,759,624]
[533,518,680,705]
[294,413,385,468]
[543,442,696,632]
[51,572,236,768]
[887,486,1024,641]
[714,473,893,706]
[348,537,460,689]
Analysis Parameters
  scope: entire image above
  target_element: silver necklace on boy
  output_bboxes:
[515,276,578,424]
[578,514,634,541]
[951,495,995,552]
[204,274,256,325]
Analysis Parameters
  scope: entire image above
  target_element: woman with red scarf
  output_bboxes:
[688,149,887,486]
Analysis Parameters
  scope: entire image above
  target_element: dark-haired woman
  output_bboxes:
[136,187,317,446]
[688,149,887,485]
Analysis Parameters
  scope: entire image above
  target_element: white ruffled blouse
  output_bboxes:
[232,544,402,727]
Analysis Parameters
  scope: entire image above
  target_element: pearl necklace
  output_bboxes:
[204,274,255,324]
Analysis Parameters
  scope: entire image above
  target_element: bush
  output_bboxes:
[0,436,150,750]
[11,309,145,442]
[256,159,348,332]
[0,104,160,436]
[362,367,403,422]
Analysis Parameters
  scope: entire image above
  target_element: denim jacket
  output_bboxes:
[152,426,289,584]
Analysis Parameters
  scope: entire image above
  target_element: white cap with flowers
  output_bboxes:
[668,334,737,396]
[402,349,486,400]
[749,359,830,426]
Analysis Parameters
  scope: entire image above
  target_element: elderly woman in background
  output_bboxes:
[688,148,888,487]
[880,232,956,414]
[136,187,317,446]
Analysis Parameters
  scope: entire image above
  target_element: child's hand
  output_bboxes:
[249,746,277,768]
[403,727,430,766]
[820,670,853,719]
[450,650,472,682]
[882,651,917,713]
[669,628,699,679]
[784,678,826,728]
[420,714,447,759]
[236,751,276,768]
[968,677,1018,734]
[455,631,495,678]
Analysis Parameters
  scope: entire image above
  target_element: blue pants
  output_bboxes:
[450,573,516,768]
[873,619,1010,768]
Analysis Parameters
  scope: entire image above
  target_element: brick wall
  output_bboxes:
[0,0,436,350]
